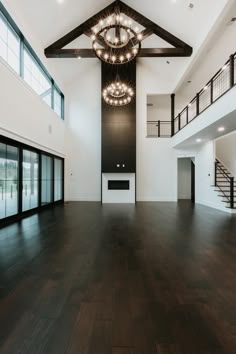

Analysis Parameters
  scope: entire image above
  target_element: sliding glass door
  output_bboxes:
[0,142,19,219]
[22,149,39,211]
[0,136,64,222]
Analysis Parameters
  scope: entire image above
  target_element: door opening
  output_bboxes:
[177,157,195,204]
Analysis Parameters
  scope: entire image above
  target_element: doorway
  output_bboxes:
[177,158,195,203]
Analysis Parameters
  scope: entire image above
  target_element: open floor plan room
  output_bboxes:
[1,0,236,353]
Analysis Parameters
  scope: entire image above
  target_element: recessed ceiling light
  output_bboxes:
[78,56,82,60]
[196,138,202,143]
[57,0,64,3]
[218,127,225,132]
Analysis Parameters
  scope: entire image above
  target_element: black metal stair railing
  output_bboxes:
[146,52,236,138]
[215,159,235,209]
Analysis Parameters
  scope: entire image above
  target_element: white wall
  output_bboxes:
[216,131,236,176]
[147,95,171,122]
[195,141,225,211]
[178,158,191,199]
[64,61,101,202]
[0,59,65,156]
[136,60,179,202]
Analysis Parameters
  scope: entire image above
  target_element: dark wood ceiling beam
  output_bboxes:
[139,47,193,57]
[45,0,119,51]
[45,49,96,58]
[45,47,192,59]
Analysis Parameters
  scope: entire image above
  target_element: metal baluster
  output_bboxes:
[230,177,234,209]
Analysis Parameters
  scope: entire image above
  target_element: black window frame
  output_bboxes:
[0,135,64,226]
[0,2,65,120]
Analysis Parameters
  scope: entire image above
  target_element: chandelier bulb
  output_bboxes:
[137,33,143,41]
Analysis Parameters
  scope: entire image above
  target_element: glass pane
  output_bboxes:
[6,180,18,217]
[23,48,51,101]
[22,150,39,212]
[0,14,20,73]
[54,89,62,117]
[0,180,6,219]
[54,158,63,201]
[6,145,18,180]
[0,143,6,219]
[41,154,52,205]
[6,145,18,217]
[0,37,7,61]
[0,16,8,42]
[0,143,6,180]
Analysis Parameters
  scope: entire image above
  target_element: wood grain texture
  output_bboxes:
[0,201,236,353]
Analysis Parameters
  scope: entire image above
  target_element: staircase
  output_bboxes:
[214,159,236,209]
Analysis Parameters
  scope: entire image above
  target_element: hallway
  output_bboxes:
[0,202,236,353]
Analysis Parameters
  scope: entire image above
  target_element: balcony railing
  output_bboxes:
[146,52,236,138]
[147,121,172,138]
[173,52,236,135]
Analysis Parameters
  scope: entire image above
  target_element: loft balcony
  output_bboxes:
[147,52,236,146]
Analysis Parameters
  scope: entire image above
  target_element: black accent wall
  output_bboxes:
[102,61,136,173]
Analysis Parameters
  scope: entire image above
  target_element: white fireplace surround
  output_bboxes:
[102,173,136,204]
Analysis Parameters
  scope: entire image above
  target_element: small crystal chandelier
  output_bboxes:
[103,77,134,106]
[91,14,143,65]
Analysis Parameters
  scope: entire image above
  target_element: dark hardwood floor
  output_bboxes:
[0,201,236,354]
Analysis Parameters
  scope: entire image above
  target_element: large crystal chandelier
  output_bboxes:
[91,13,143,65]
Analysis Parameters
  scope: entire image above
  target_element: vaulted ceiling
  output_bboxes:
[2,0,231,87]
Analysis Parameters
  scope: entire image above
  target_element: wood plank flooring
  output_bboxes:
[0,201,236,353]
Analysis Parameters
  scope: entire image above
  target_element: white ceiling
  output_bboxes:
[2,0,232,86]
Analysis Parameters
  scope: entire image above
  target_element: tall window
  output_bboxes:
[22,150,39,211]
[24,49,52,107]
[0,3,64,119]
[0,13,20,74]
[0,143,19,219]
